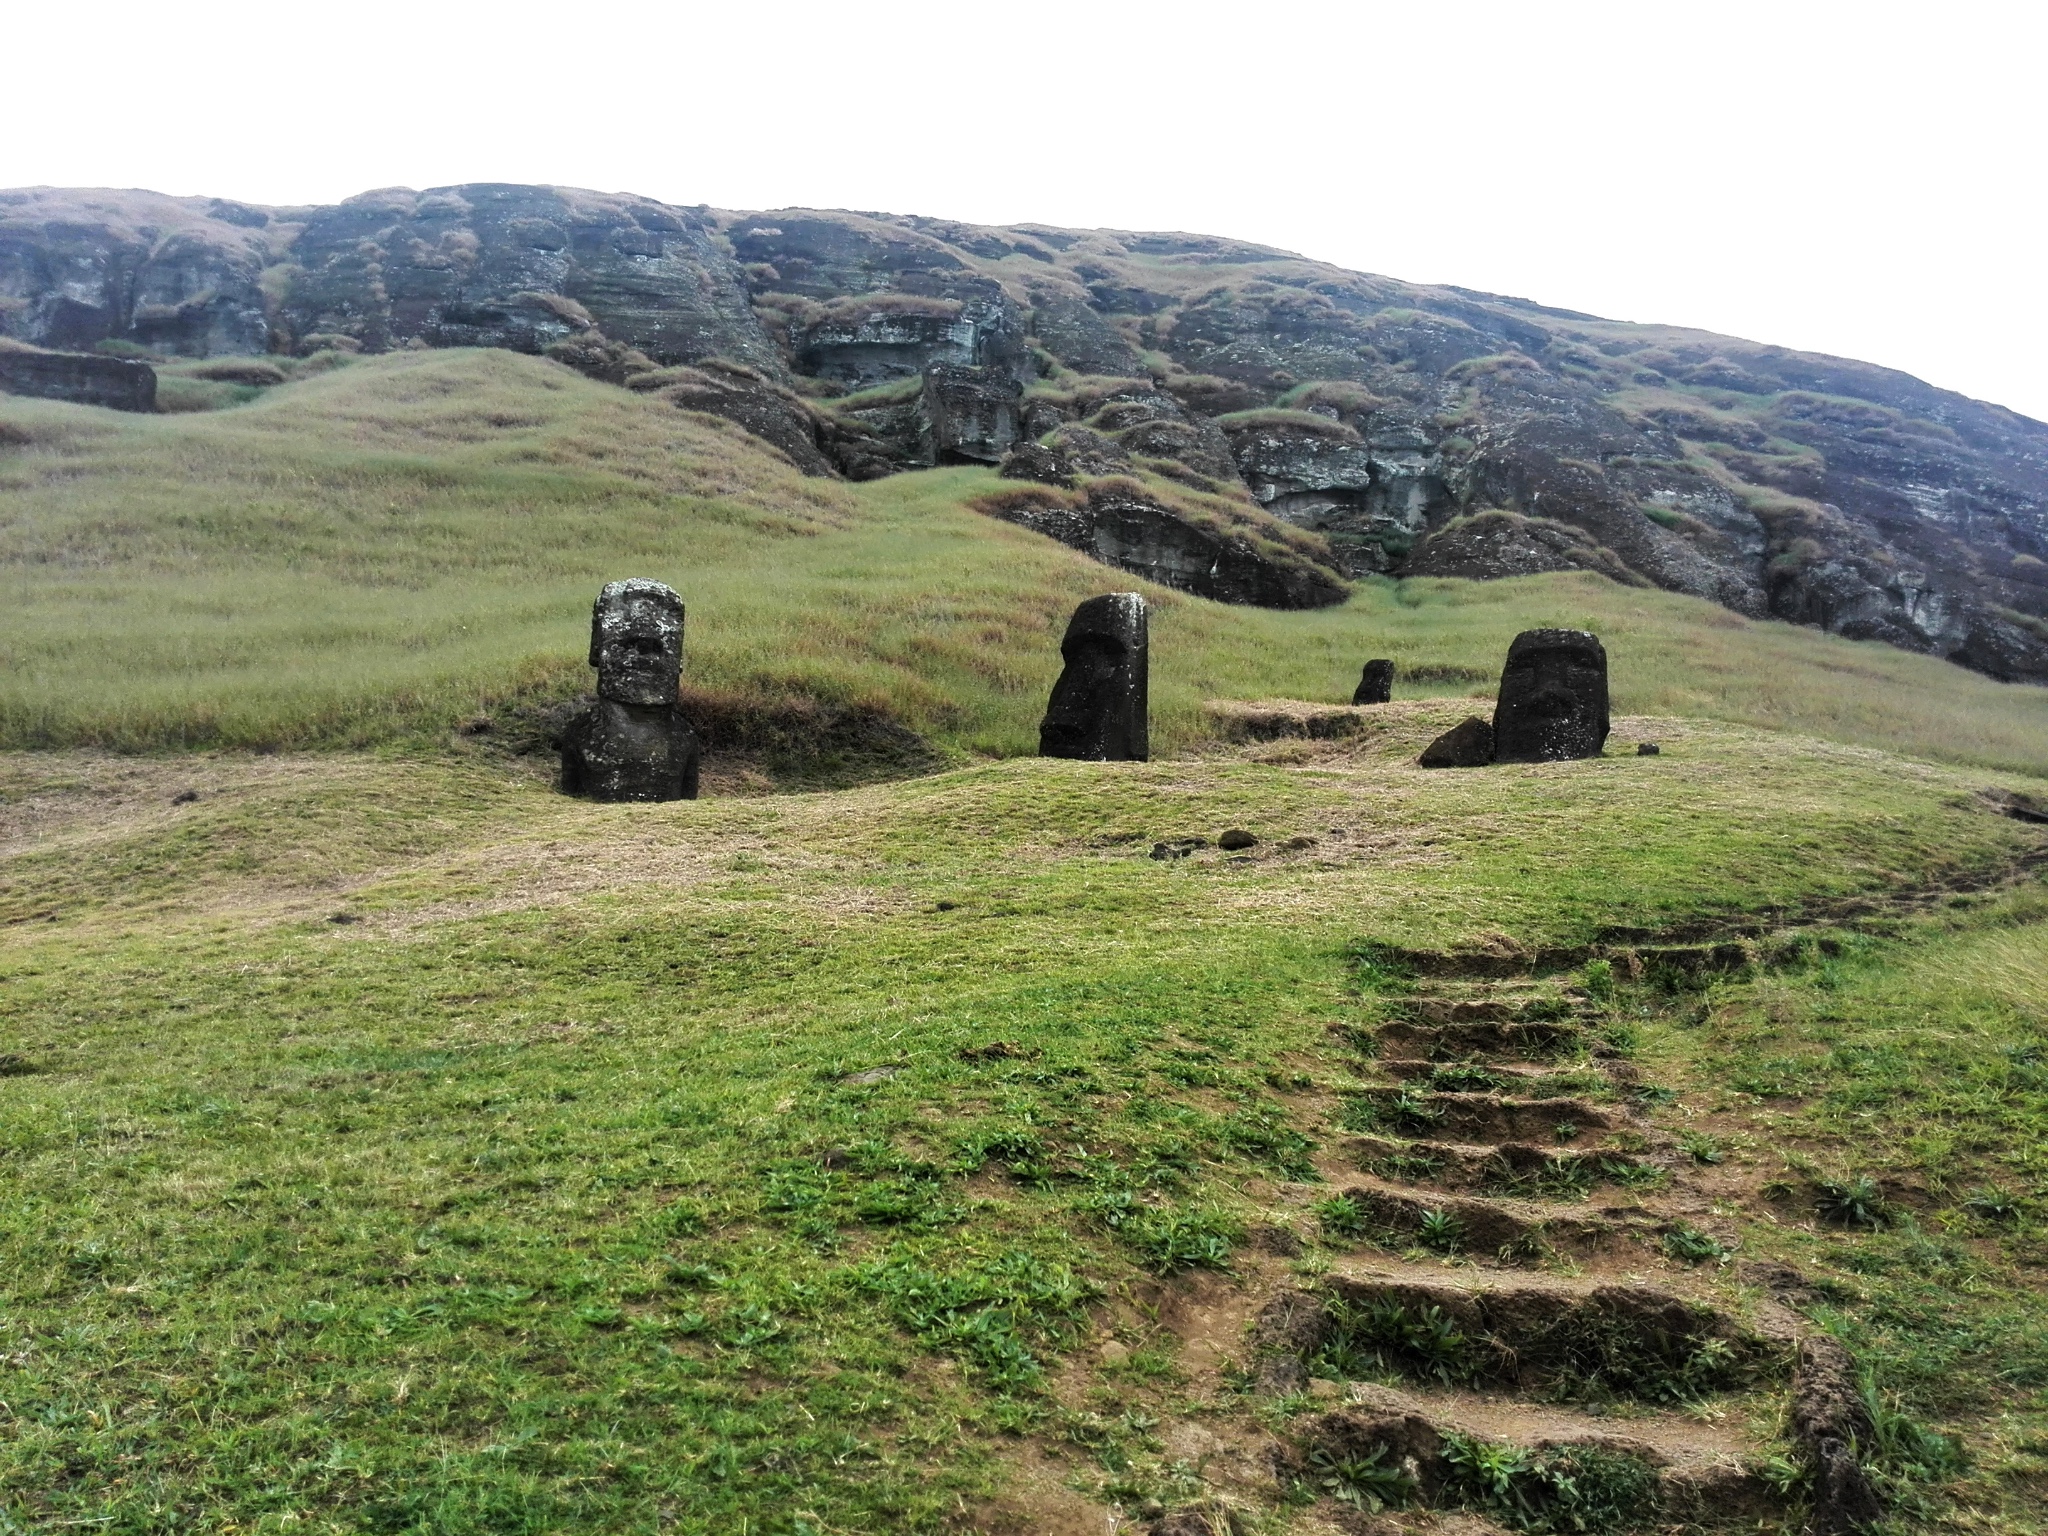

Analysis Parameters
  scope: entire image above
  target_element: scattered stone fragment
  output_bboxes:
[559,579,702,801]
[1353,658,1395,704]
[1218,828,1258,850]
[1420,715,1495,767]
[171,789,199,804]
[1492,628,1610,762]
[1039,593,1148,761]
[1638,741,1660,756]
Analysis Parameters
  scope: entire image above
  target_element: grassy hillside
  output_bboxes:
[5,350,2048,772]
[4,713,2048,1533]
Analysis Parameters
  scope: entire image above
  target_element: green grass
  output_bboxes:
[4,715,2047,1531]
[5,349,2048,771]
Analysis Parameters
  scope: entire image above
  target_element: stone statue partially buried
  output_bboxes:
[1038,593,1148,761]
[1353,659,1395,705]
[1492,628,1609,762]
[559,579,701,801]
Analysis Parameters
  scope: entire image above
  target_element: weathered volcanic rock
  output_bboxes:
[1420,715,1495,767]
[1404,509,1644,585]
[0,188,276,357]
[0,345,155,411]
[1492,628,1610,763]
[1039,593,1148,761]
[1224,413,1450,574]
[917,362,1020,464]
[280,185,779,372]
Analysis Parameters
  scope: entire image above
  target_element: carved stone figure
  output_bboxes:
[1039,593,1148,761]
[1353,659,1395,705]
[1491,628,1609,762]
[559,579,700,801]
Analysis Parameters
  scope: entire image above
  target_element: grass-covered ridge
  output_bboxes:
[5,349,2048,771]
[4,713,2047,1532]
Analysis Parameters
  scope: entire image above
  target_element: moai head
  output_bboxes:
[589,579,684,706]
[1492,628,1609,762]
[1354,658,1395,706]
[1039,593,1149,761]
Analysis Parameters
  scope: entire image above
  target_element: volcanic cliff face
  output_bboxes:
[5,183,2048,676]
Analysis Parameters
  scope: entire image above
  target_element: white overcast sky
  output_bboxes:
[6,0,2043,420]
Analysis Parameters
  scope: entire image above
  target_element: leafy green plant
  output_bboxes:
[1440,1432,1661,1533]
[1314,1193,1369,1240]
[1814,1174,1890,1230]
[1678,1130,1725,1165]
[1418,1208,1464,1253]
[1313,1297,1478,1386]
[1661,1224,1731,1264]
[1119,1207,1241,1274]
[1582,958,1615,1000]
[1307,1443,1417,1512]
[1961,1186,2021,1225]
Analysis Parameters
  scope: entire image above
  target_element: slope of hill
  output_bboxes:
[5,715,2047,1533]
[5,349,2048,775]
[6,183,2048,684]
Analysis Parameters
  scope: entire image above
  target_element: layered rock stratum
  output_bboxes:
[5,183,2047,677]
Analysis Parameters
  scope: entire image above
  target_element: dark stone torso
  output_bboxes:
[559,698,700,802]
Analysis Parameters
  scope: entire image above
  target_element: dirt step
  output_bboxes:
[1381,992,1587,1023]
[1251,1273,1785,1402]
[1346,1089,1622,1143]
[1374,1016,1584,1061]
[1340,1135,1666,1197]
[1290,1392,1781,1528]
[1377,1057,1612,1096]
[1327,1178,1656,1261]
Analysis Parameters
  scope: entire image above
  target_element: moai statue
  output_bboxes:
[1353,659,1395,705]
[1039,593,1148,761]
[559,579,701,801]
[1491,628,1609,762]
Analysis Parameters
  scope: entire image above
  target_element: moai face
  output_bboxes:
[589,579,684,706]
[1039,593,1148,761]
[1492,628,1609,762]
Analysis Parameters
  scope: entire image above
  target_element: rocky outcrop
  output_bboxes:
[278,185,779,373]
[973,482,1349,609]
[1404,509,1644,586]
[917,363,1020,464]
[1221,410,1450,574]
[0,189,277,357]
[0,343,156,411]
[8,182,2048,672]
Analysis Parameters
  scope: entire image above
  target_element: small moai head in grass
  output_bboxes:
[590,578,684,706]
[1039,593,1148,761]
[1354,658,1395,706]
[1492,628,1609,762]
